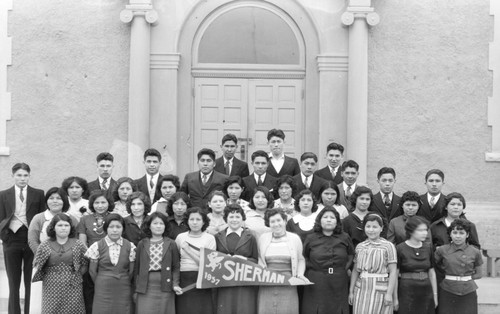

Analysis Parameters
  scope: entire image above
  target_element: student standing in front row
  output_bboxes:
[266,129,300,178]
[135,148,163,203]
[214,133,250,178]
[314,142,344,185]
[371,167,402,222]
[88,152,117,200]
[181,148,228,209]
[0,163,45,314]
[242,150,277,202]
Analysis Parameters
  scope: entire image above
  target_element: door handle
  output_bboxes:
[240,144,246,160]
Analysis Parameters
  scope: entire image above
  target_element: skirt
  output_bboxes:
[398,278,435,314]
[136,272,175,314]
[92,272,132,314]
[258,284,298,314]
[302,268,349,314]
[29,275,42,314]
[176,271,213,314]
[216,285,257,314]
[42,265,85,314]
[438,288,477,314]
[353,277,393,314]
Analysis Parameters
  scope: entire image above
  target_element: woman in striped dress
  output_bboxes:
[349,213,398,314]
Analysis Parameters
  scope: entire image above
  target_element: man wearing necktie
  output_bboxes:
[87,152,117,200]
[134,148,163,203]
[418,169,446,223]
[292,152,327,200]
[314,142,345,185]
[242,150,277,201]
[0,163,45,314]
[214,134,250,179]
[337,160,360,212]
[370,167,402,222]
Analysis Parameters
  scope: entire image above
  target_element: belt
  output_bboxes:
[360,271,388,279]
[400,272,429,280]
[445,275,472,281]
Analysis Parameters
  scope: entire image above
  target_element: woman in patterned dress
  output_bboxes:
[349,213,398,314]
[85,214,136,314]
[272,175,297,219]
[32,213,88,314]
[224,176,251,211]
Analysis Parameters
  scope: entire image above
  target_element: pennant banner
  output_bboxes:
[196,247,312,289]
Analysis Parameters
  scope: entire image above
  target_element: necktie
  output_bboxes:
[225,160,231,175]
[345,186,352,198]
[101,179,108,190]
[257,175,263,186]
[383,193,391,208]
[150,177,154,189]
[19,187,25,203]
[430,196,436,208]
[331,167,336,178]
[304,176,310,189]
[202,174,208,185]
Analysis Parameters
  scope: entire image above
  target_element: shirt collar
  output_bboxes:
[269,152,284,160]
[292,212,317,223]
[449,242,468,253]
[328,165,340,173]
[223,157,233,164]
[300,173,311,183]
[342,182,356,192]
[146,173,159,182]
[200,171,213,180]
[15,185,27,193]
[427,193,441,203]
[254,172,266,182]
[105,236,123,247]
[382,191,393,200]
[226,227,243,237]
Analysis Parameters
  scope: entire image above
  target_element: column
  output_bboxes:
[341,0,379,184]
[120,0,158,178]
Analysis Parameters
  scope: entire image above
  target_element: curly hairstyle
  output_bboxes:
[44,187,70,213]
[167,192,191,217]
[272,175,296,200]
[223,176,245,199]
[88,190,115,213]
[223,204,247,222]
[294,189,318,213]
[404,216,430,240]
[112,177,137,202]
[313,206,342,234]
[398,191,422,213]
[442,192,466,218]
[155,175,180,199]
[349,186,373,209]
[362,213,385,231]
[249,186,274,210]
[264,208,287,227]
[141,212,170,238]
[126,191,151,216]
[184,207,210,232]
[46,213,76,240]
[447,218,472,236]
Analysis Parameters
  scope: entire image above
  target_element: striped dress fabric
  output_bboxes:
[352,239,397,314]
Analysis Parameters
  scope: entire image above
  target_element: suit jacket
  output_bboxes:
[214,157,250,179]
[292,174,327,200]
[134,175,163,203]
[370,192,402,222]
[266,155,300,178]
[337,183,353,212]
[214,228,258,264]
[0,186,45,241]
[180,171,228,209]
[242,173,277,202]
[314,166,343,185]
[417,193,446,224]
[88,177,118,200]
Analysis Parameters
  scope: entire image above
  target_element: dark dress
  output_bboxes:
[167,216,189,240]
[123,215,147,245]
[396,242,435,314]
[285,216,315,243]
[302,232,354,314]
[342,212,367,247]
[214,228,259,314]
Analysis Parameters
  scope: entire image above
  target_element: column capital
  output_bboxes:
[341,0,379,27]
[120,3,158,24]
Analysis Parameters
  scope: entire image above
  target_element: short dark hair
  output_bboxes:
[96,152,114,163]
[223,176,245,197]
[61,176,89,199]
[88,190,115,213]
[349,186,373,209]
[398,191,422,212]
[45,187,70,213]
[294,189,318,213]
[341,160,359,172]
[46,213,76,240]
[377,167,396,180]
[167,192,191,216]
[112,177,137,202]
[362,213,385,230]
[156,175,180,199]
[425,169,444,181]
[12,163,31,174]
[207,191,227,211]
[405,216,429,240]
[442,192,466,218]
[103,213,126,233]
[300,152,318,163]
[273,175,297,199]
[143,148,162,161]
[447,218,472,236]
[142,212,170,238]
[249,186,274,209]
[221,134,238,145]
[197,148,216,161]
[317,181,341,205]
[313,206,342,234]
[326,142,344,154]
[251,150,270,162]
[223,204,246,222]
[126,191,151,215]
[185,207,210,232]
[264,208,287,227]
[267,129,285,141]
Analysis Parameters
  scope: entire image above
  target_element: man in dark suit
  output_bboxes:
[371,167,402,222]
[0,163,45,314]
[134,148,163,203]
[265,129,300,178]
[417,169,446,223]
[87,152,117,200]
[214,133,249,178]
[292,152,327,200]
[181,148,228,208]
[337,160,361,212]
[314,142,344,185]
[242,150,277,201]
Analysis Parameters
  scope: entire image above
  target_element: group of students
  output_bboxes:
[0,129,483,314]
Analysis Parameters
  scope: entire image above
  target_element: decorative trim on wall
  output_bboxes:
[191,69,305,79]
[316,55,348,72]
[150,53,181,70]
[0,0,12,156]
[487,1,500,162]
